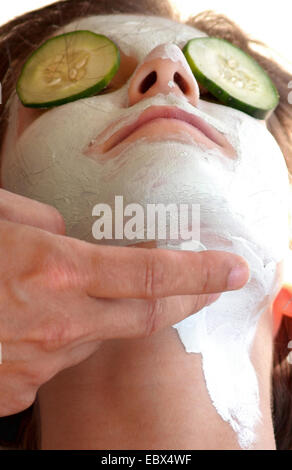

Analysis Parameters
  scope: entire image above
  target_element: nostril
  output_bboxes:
[173,72,189,94]
[139,71,157,94]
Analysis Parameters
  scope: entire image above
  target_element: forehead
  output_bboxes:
[58,14,207,61]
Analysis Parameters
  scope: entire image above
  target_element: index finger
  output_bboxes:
[72,241,249,299]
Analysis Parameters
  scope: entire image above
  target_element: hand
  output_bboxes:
[0,189,249,416]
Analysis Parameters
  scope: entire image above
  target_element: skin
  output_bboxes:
[0,13,283,449]
[0,190,248,418]
[38,305,275,450]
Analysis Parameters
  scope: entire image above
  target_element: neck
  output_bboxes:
[38,310,275,450]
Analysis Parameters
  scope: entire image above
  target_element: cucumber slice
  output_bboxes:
[16,30,120,108]
[183,37,279,119]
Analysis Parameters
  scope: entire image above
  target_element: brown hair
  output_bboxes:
[0,0,291,450]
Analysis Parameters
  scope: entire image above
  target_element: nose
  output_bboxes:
[128,43,200,107]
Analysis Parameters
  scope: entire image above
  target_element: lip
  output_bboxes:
[84,105,236,159]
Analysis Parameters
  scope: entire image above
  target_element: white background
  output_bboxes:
[1,0,292,68]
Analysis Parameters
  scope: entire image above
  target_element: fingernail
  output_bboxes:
[206,293,221,305]
[227,264,249,290]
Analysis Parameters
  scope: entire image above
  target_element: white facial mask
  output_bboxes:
[1,14,289,448]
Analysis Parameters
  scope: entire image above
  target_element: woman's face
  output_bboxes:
[0,13,290,448]
[1,14,288,250]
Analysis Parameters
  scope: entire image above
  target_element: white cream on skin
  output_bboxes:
[1,14,289,448]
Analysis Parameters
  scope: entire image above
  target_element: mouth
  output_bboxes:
[84,105,236,159]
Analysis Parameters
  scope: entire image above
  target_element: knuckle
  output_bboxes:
[38,317,73,352]
[200,260,211,293]
[25,362,58,387]
[144,252,165,298]
[143,299,164,337]
[24,363,47,388]
[43,248,80,292]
